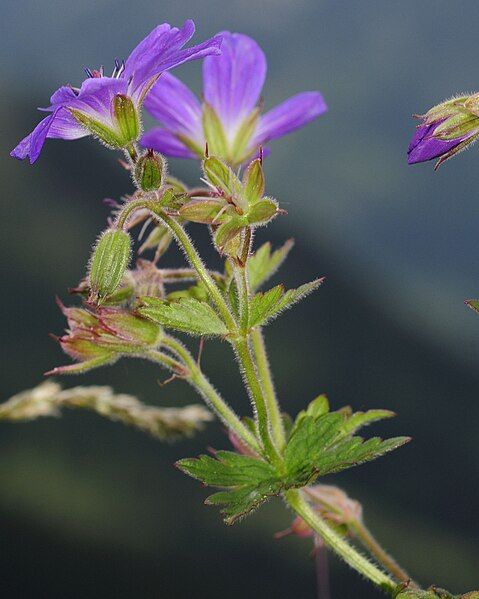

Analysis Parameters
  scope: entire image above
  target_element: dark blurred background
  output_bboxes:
[1,1,478,597]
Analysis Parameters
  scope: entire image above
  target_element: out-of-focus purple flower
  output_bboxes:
[11,21,222,164]
[141,32,327,166]
[408,94,479,169]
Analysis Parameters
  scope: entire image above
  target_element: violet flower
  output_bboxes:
[408,94,479,169]
[141,31,327,166]
[11,21,222,164]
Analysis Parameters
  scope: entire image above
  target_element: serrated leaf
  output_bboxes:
[284,411,409,487]
[248,240,294,291]
[138,297,227,336]
[340,409,395,436]
[177,451,282,524]
[249,279,324,328]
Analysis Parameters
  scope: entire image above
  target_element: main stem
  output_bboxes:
[232,336,283,469]
[250,327,286,450]
[285,489,396,594]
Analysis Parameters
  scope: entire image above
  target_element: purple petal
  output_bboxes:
[10,107,87,164]
[407,122,470,164]
[123,20,222,99]
[254,91,327,145]
[203,32,266,134]
[140,127,197,159]
[144,73,203,142]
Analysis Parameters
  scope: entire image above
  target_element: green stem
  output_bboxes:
[116,199,154,229]
[285,489,396,594]
[158,336,261,454]
[232,337,283,469]
[350,520,414,586]
[234,262,250,333]
[149,208,237,332]
[250,327,286,450]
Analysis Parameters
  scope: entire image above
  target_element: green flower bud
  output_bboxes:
[88,229,131,303]
[134,149,165,191]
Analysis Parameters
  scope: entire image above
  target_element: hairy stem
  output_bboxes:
[284,489,396,594]
[234,262,250,333]
[149,208,237,331]
[158,336,261,454]
[232,337,283,469]
[250,327,286,450]
[350,520,414,586]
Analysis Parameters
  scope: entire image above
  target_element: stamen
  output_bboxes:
[84,67,94,78]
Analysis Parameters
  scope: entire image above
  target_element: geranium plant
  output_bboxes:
[4,19,477,599]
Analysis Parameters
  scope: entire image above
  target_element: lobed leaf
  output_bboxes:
[138,297,228,336]
[249,279,324,328]
[177,451,282,524]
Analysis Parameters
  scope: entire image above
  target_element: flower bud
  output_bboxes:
[113,94,140,145]
[88,229,131,303]
[408,93,479,168]
[134,149,165,191]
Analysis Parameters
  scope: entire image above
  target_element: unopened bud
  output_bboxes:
[88,229,131,303]
[134,149,165,191]
[113,94,140,145]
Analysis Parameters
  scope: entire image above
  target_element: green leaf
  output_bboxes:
[138,297,228,336]
[177,451,282,524]
[284,411,410,487]
[247,240,294,291]
[249,279,324,328]
[340,409,396,436]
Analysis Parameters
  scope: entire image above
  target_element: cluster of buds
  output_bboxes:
[408,93,479,168]
[48,300,162,375]
[179,154,280,259]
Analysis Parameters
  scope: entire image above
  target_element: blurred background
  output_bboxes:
[1,1,479,597]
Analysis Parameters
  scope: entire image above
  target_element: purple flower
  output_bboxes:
[408,94,479,169]
[11,21,222,164]
[141,32,327,166]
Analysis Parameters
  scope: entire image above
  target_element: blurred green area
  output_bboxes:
[1,1,478,597]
